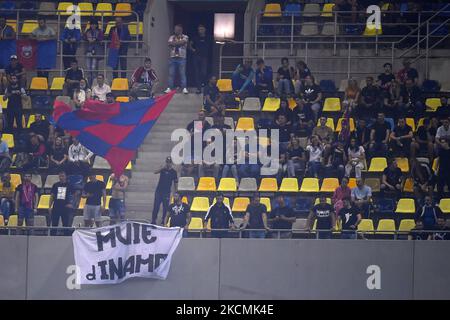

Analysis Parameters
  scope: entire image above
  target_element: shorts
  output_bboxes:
[18,207,34,220]
[83,205,102,222]
[109,199,125,219]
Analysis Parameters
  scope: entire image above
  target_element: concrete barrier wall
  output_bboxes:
[1,236,449,300]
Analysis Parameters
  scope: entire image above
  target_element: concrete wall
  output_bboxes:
[1,236,450,300]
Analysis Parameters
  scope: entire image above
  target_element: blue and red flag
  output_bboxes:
[52,91,176,176]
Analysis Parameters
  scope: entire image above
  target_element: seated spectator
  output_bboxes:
[345,138,366,179]
[400,78,424,117]
[332,176,351,217]
[273,114,292,152]
[380,159,403,199]
[0,172,15,225]
[369,113,391,157]
[241,194,269,239]
[198,140,220,179]
[130,57,159,97]
[410,158,434,199]
[411,118,435,161]
[305,136,323,178]
[255,58,274,98]
[91,74,111,102]
[4,74,26,133]
[292,96,314,127]
[383,80,403,120]
[232,60,255,97]
[30,16,56,78]
[276,153,289,182]
[294,60,311,94]
[435,117,450,149]
[415,195,443,239]
[29,113,51,141]
[23,134,47,171]
[67,137,93,177]
[15,173,39,227]
[307,194,335,239]
[274,99,294,125]
[203,76,223,116]
[60,23,81,70]
[436,97,450,120]
[397,59,419,84]
[105,92,115,104]
[0,133,11,173]
[73,79,91,109]
[64,59,84,97]
[49,136,68,173]
[336,119,352,147]
[276,57,294,97]
[84,19,104,84]
[237,137,260,179]
[312,116,333,157]
[299,75,322,121]
[326,141,346,179]
[343,79,360,117]
[436,138,450,199]
[357,76,380,120]
[5,55,26,88]
[222,138,238,181]
[352,119,371,151]
[338,197,362,240]
[269,195,296,239]
[389,117,413,157]
[293,118,313,138]
[351,178,372,217]
[377,62,395,91]
[287,137,305,177]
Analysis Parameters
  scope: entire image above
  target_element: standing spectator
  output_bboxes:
[369,113,391,157]
[109,17,131,79]
[293,60,311,94]
[232,60,255,97]
[49,136,68,173]
[49,171,74,234]
[64,59,84,97]
[109,173,129,225]
[0,173,15,225]
[345,138,366,179]
[189,24,211,94]
[299,75,322,121]
[276,57,294,97]
[30,17,56,78]
[255,58,274,98]
[332,176,351,217]
[203,76,223,115]
[60,23,81,70]
[287,137,306,177]
[305,136,323,178]
[358,76,380,119]
[3,74,26,133]
[204,193,234,238]
[397,59,419,84]
[15,173,39,227]
[380,159,403,199]
[0,133,11,172]
[29,113,51,141]
[389,117,413,156]
[151,156,178,225]
[165,24,189,94]
[338,197,362,239]
[82,173,106,228]
[91,74,111,102]
[67,137,93,176]
[241,194,269,239]
[383,80,403,120]
[415,195,443,239]
[268,195,296,239]
[352,119,371,152]
[130,57,159,97]
[351,178,372,217]
[343,79,360,117]
[377,62,395,91]
[84,19,104,84]
[0,16,16,75]
[165,192,191,233]
[436,138,450,199]
[307,195,336,239]
[5,55,26,88]
[400,78,424,117]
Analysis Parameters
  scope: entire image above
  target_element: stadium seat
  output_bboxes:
[190,197,210,212]
[212,197,231,208]
[114,3,132,17]
[335,118,355,132]
[320,178,339,193]
[321,3,335,17]
[95,3,113,16]
[78,197,86,210]
[321,22,338,36]
[188,217,204,230]
[302,3,320,17]
[358,219,374,233]
[395,199,416,214]
[170,196,189,205]
[78,2,94,16]
[232,197,250,213]
[72,216,84,227]
[348,178,357,189]
[34,215,47,227]
[27,114,45,128]
[368,157,387,172]
[258,136,270,148]
[288,98,296,110]
[43,175,58,189]
[284,3,301,17]
[50,77,65,91]
[32,175,43,188]
[263,3,282,17]
[129,22,144,36]
[104,21,116,35]
[93,157,110,170]
[399,219,416,233]
[238,178,257,192]
[365,178,380,192]
[0,95,7,109]
[377,219,396,235]
[406,118,416,132]
[30,77,49,90]
[403,178,414,193]
[323,98,341,112]
[260,197,272,212]
[377,198,395,215]
[3,134,14,149]
[38,195,51,209]
[314,198,332,205]
[197,177,217,191]
[259,178,278,192]
[280,178,299,192]
[235,117,255,131]
[218,178,237,192]
[316,118,335,131]
[395,158,410,173]
[115,96,129,103]
[439,199,450,214]
[300,22,319,36]
[7,215,18,227]
[57,2,73,15]
[363,24,382,36]
[0,215,3,226]
[425,98,442,112]
[10,174,21,188]
[301,178,320,192]
[111,78,129,91]
[95,175,104,182]
[177,177,195,192]
[243,97,261,111]
[38,2,56,15]
[292,218,307,232]
[217,79,232,92]
[432,158,439,173]
[262,97,280,112]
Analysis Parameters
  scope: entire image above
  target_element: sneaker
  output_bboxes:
[164,88,171,94]
[182,88,189,94]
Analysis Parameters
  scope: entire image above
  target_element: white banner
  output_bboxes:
[72,222,183,285]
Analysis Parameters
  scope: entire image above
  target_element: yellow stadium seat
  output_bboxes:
[260,197,272,212]
[321,3,335,17]
[348,178,357,189]
[188,217,204,230]
[0,95,7,109]
[106,176,113,190]
[395,198,416,214]
[3,134,14,149]
[212,197,231,208]
[288,98,296,110]
[432,158,439,173]
[27,115,46,128]
[232,197,250,213]
[381,3,391,11]
[335,118,355,132]
[30,77,49,90]
[78,2,94,16]
[259,178,278,192]
[399,219,416,233]
[405,118,416,132]
[439,198,450,214]
[170,196,189,205]
[320,178,339,192]
[50,77,65,91]
[217,79,232,92]
[104,21,116,35]
[377,219,396,235]
[279,178,299,192]
[0,215,3,226]
[425,98,442,112]
[235,117,255,131]
[314,198,332,205]
[115,3,132,17]
[403,178,414,193]
[395,157,409,173]
[115,96,129,103]
[316,118,335,131]
[95,175,104,182]
[111,78,129,91]
[129,22,144,36]
[78,197,86,210]
[218,178,237,192]
[7,215,18,227]
[300,178,320,192]
[10,174,21,187]
[104,196,111,210]
[323,98,341,112]
[190,197,210,212]
[263,3,282,17]
[262,97,281,112]
[363,24,382,36]
[57,2,74,15]
[197,177,217,191]
[38,195,51,209]
[368,157,387,172]
[95,3,113,16]
[21,20,38,34]
[258,136,270,148]
[358,219,374,233]
[6,19,17,32]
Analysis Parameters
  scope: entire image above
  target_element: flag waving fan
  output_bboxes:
[52,91,176,176]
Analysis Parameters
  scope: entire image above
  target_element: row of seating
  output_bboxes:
[27,77,129,91]
[0,214,110,228]
[48,2,133,17]
[37,194,113,211]
[262,3,338,18]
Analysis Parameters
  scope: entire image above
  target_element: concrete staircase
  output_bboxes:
[125,93,202,221]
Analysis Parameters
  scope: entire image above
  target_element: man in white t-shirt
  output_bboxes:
[436,117,450,149]
[91,74,111,102]
[165,24,189,94]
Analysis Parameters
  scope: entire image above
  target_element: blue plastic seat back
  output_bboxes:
[284,3,302,17]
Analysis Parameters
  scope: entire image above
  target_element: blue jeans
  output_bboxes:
[277,79,292,96]
[1,198,13,220]
[18,207,34,220]
[341,232,357,239]
[317,231,332,239]
[308,161,321,177]
[249,230,266,239]
[109,198,125,221]
[168,57,187,89]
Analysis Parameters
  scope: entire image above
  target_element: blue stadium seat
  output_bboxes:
[257,118,273,130]
[284,3,301,17]
[294,197,312,214]
[400,2,408,14]
[258,25,275,36]
[319,80,336,92]
[421,79,441,92]
[344,24,361,35]
[377,198,395,215]
[385,118,395,131]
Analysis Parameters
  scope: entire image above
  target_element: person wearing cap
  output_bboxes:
[105,92,115,104]
[151,156,178,225]
[5,55,26,88]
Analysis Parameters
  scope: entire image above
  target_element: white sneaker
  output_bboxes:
[182,88,189,94]
[164,88,171,94]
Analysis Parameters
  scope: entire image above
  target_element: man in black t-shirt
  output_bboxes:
[64,59,84,97]
[369,113,391,157]
[338,198,362,239]
[269,195,296,238]
[307,195,336,239]
[203,76,223,115]
[5,55,26,87]
[49,171,74,235]
[437,139,450,199]
[151,156,178,225]
[359,76,380,119]
[292,96,314,127]
[204,193,234,238]
[165,192,191,236]
[276,57,294,97]
[29,113,51,141]
[389,117,413,156]
[82,173,106,227]
[400,78,424,117]
[381,159,403,199]
[190,25,211,94]
[242,194,269,239]
[299,75,322,121]
[377,63,395,91]
[3,74,26,133]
